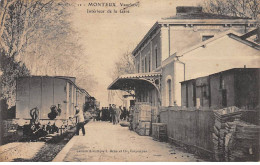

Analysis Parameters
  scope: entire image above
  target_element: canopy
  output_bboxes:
[107,72,161,92]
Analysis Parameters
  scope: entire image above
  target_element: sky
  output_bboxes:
[70,0,203,107]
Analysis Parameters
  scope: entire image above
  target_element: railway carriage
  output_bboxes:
[15,76,91,140]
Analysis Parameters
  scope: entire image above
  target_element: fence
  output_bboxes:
[160,106,215,156]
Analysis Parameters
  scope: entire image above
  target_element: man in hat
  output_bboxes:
[74,106,85,136]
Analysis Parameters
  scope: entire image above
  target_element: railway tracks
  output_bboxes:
[0,120,90,162]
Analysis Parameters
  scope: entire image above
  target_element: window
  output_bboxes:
[186,83,188,107]
[192,81,196,107]
[219,75,224,89]
[202,85,207,98]
[166,79,172,106]
[148,55,151,72]
[144,57,147,72]
[141,59,144,73]
[155,47,158,68]
[222,89,227,107]
[137,62,140,73]
[202,35,214,41]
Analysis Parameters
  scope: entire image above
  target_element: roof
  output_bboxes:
[240,28,260,44]
[108,72,161,90]
[132,6,257,56]
[162,29,260,68]
[162,12,251,20]
[17,76,91,96]
[172,6,250,20]
[228,33,260,50]
[80,88,91,97]
[119,72,162,79]
[180,68,260,83]
[176,28,258,57]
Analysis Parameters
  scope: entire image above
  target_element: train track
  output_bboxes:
[0,120,91,162]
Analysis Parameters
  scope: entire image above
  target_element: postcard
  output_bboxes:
[0,0,259,162]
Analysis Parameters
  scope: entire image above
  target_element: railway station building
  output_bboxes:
[108,6,259,121]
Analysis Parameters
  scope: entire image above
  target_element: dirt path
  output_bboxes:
[54,121,205,162]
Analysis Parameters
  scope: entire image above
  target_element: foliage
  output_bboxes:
[0,49,30,107]
[0,0,97,108]
[201,0,260,20]
[110,51,135,104]
[112,51,135,79]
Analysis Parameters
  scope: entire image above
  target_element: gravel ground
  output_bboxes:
[0,128,76,162]
[0,142,45,162]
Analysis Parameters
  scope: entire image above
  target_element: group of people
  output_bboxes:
[93,104,130,124]
[72,104,131,136]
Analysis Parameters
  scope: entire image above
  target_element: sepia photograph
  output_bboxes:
[0,0,259,162]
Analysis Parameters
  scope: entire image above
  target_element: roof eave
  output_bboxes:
[228,33,260,50]
[132,19,257,56]
[158,19,257,24]
[132,22,159,56]
[107,77,120,90]
[107,72,162,90]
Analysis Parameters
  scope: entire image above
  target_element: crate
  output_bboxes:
[132,103,152,130]
[151,107,159,123]
[138,121,151,129]
[139,110,151,121]
[135,103,151,112]
[137,128,150,136]
[136,121,151,136]
[152,123,167,142]
[139,116,151,122]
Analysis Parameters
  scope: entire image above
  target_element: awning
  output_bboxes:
[107,72,162,92]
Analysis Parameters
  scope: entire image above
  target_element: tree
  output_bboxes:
[109,51,135,104]
[201,0,260,20]
[0,49,30,107]
[0,0,57,59]
[0,0,62,108]
[0,0,16,41]
[0,0,97,108]
[112,51,135,79]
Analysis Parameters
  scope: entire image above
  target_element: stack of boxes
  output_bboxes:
[213,106,242,161]
[152,123,167,142]
[213,106,260,161]
[132,106,139,130]
[224,120,260,161]
[137,121,151,136]
[133,103,152,136]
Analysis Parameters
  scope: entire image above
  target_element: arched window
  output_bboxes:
[165,75,172,106]
[155,47,158,68]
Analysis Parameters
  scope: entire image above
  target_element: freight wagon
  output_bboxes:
[15,76,92,140]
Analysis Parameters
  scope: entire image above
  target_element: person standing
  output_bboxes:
[123,107,127,120]
[111,105,116,125]
[109,104,113,123]
[115,105,121,124]
[97,108,101,121]
[73,106,85,136]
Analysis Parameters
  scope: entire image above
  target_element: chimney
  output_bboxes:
[176,6,203,15]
